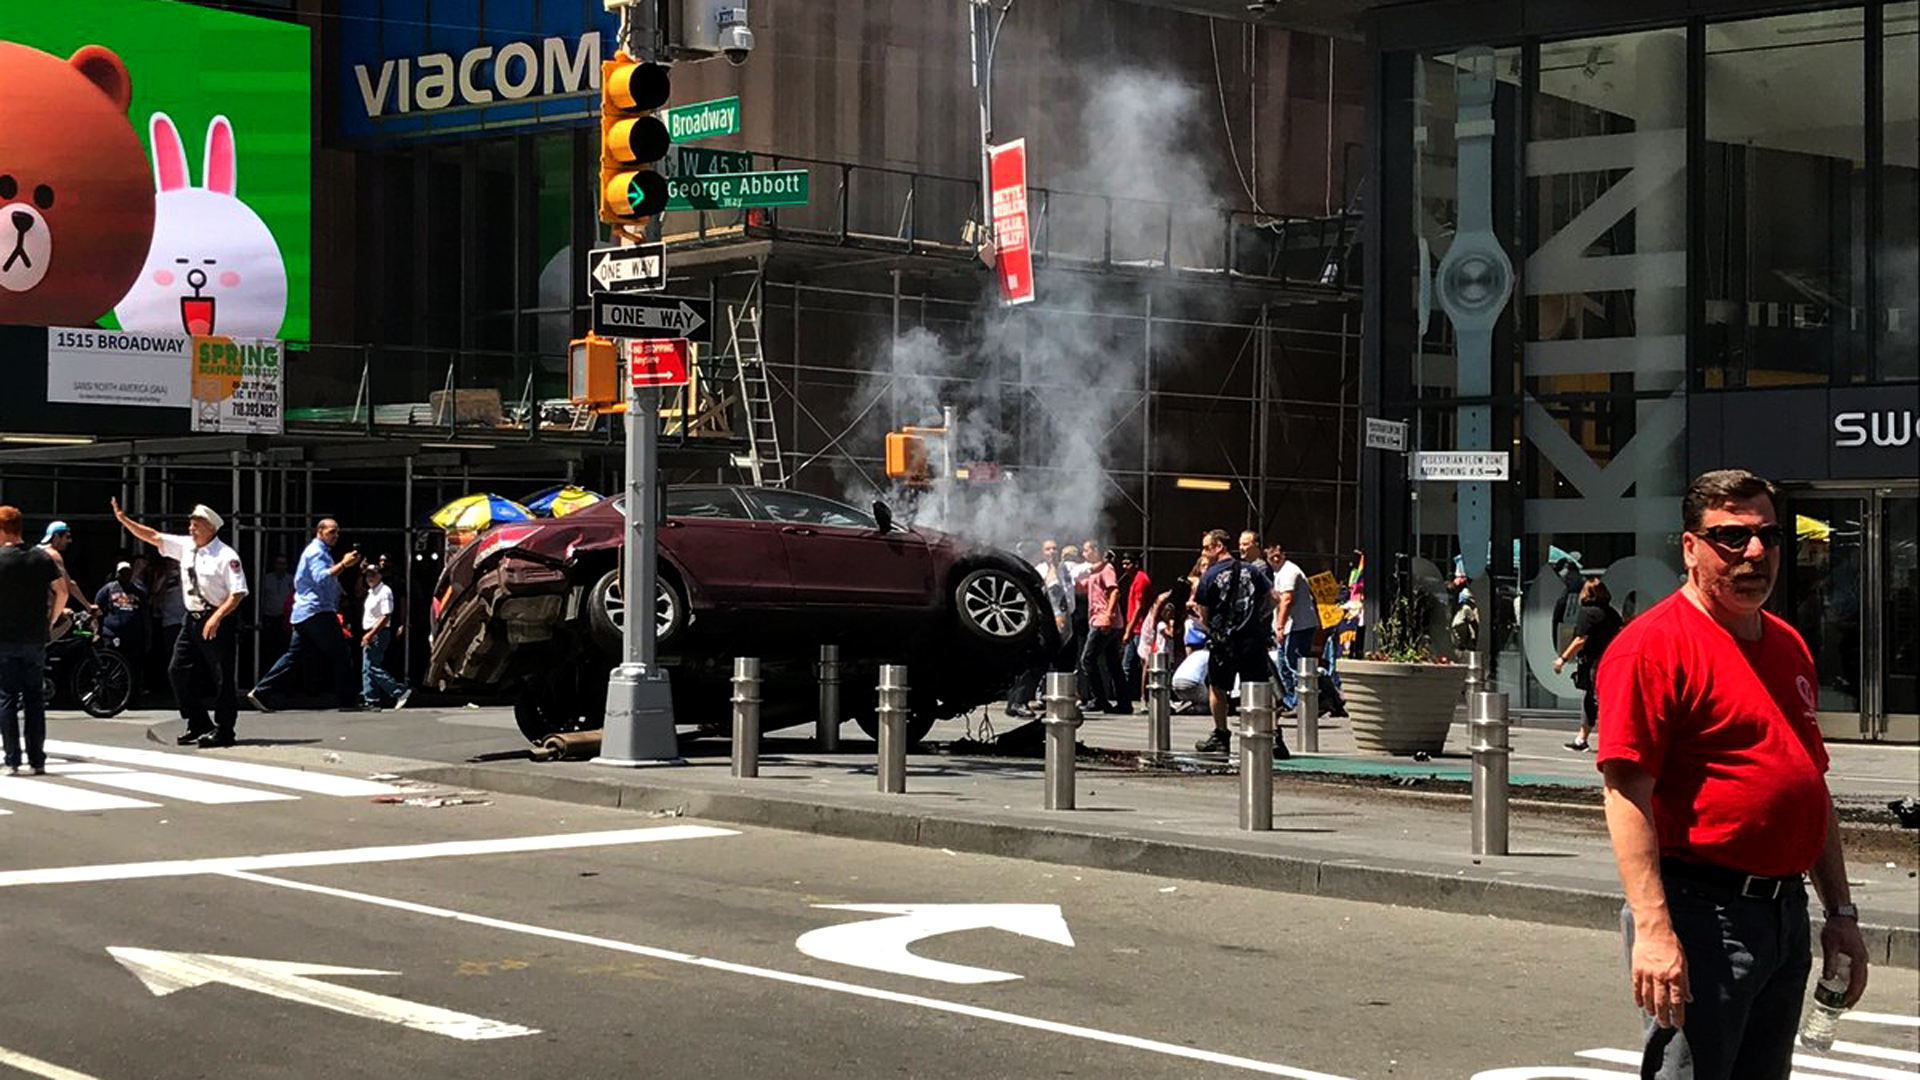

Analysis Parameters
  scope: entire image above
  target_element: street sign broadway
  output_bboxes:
[1410,450,1509,481]
[587,243,666,294]
[663,96,740,142]
[1364,417,1408,452]
[665,170,809,211]
[591,294,712,344]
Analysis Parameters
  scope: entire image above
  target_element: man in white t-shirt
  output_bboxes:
[111,499,249,747]
[1268,544,1323,716]
[359,564,409,710]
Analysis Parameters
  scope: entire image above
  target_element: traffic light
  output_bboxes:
[884,432,929,481]
[599,55,671,230]
[568,334,621,409]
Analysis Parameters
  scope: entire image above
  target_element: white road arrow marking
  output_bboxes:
[795,903,1074,985]
[108,948,538,1041]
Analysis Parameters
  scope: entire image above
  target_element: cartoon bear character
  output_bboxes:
[114,113,288,339]
[0,42,156,328]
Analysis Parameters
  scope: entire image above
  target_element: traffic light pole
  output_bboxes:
[595,0,682,768]
[968,0,996,251]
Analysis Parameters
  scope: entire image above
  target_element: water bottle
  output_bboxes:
[1798,953,1852,1052]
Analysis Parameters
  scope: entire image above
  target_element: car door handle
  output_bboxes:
[780,526,816,536]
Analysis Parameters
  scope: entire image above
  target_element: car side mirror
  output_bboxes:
[872,501,894,533]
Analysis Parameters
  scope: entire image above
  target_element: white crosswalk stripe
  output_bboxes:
[0,742,408,815]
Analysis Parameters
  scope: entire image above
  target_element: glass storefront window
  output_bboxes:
[1884,3,1918,381]
[1518,28,1689,709]
[1702,11,1867,388]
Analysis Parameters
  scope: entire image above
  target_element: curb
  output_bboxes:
[406,763,1920,970]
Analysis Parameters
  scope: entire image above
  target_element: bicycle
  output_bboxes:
[43,611,137,719]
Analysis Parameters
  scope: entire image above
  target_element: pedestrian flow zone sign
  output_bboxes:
[1410,450,1510,481]
[591,295,713,344]
[588,244,666,294]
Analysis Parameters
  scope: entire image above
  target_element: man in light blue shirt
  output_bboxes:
[249,518,362,711]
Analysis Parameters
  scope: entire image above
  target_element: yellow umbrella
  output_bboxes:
[430,493,534,532]
[546,486,605,517]
[1796,514,1831,542]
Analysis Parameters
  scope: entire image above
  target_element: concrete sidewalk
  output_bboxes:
[103,701,1920,969]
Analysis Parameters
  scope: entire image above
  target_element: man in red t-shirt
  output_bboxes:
[1597,469,1867,1080]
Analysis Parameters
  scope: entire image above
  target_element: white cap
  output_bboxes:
[189,505,224,531]
[116,561,131,572]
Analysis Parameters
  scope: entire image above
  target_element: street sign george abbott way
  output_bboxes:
[1410,450,1509,481]
[630,339,690,388]
[590,295,713,344]
[587,244,666,294]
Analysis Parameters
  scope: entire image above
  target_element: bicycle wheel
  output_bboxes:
[73,648,135,718]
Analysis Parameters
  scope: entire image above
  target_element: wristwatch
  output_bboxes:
[1436,46,1513,582]
[1826,903,1859,920]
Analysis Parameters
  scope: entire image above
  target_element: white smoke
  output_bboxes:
[849,69,1231,554]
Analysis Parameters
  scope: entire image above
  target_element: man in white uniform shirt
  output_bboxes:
[111,499,249,747]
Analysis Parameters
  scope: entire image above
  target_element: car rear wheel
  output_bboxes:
[587,568,686,655]
[513,665,607,743]
[953,567,1035,644]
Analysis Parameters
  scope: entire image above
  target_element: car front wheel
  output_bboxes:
[587,568,687,655]
[953,566,1035,644]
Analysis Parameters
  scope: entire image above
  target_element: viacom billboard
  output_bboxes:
[337,0,617,143]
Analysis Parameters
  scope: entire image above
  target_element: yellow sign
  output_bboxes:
[1307,571,1343,629]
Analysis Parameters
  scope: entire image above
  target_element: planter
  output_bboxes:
[1338,658,1470,756]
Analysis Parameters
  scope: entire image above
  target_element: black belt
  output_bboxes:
[1661,856,1804,900]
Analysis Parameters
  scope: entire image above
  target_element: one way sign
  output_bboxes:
[591,295,712,344]
[587,244,666,294]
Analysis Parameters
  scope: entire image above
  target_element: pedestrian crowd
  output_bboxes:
[1006,528,1356,754]
[0,499,412,765]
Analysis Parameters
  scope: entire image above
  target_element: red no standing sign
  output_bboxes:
[989,139,1035,306]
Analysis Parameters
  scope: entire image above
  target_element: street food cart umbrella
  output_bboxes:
[524,485,604,518]
[429,493,535,532]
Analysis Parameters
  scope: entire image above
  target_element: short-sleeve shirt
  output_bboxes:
[1572,601,1623,670]
[94,580,146,640]
[1595,589,1830,877]
[1195,557,1274,649]
[291,536,341,623]
[1085,564,1119,628]
[0,542,62,644]
[158,534,249,614]
[1272,560,1319,636]
[362,582,394,631]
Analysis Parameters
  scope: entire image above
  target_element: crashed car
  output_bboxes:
[426,485,1057,743]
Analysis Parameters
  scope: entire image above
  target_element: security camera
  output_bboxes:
[677,0,752,64]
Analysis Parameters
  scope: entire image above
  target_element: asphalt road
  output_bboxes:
[2,723,1915,1080]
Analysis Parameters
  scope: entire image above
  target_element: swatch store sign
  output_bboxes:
[337,0,614,142]
[1694,384,1920,482]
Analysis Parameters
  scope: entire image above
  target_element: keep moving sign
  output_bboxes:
[45,327,283,434]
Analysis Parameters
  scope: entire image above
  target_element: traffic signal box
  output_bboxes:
[599,55,672,232]
[884,432,929,481]
[568,334,621,410]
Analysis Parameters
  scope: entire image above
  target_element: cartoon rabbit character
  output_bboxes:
[114,113,287,339]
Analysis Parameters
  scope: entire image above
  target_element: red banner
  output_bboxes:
[629,338,689,387]
[988,139,1035,306]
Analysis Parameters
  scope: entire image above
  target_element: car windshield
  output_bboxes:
[663,489,750,519]
[747,490,877,529]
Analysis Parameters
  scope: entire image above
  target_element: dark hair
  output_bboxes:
[1579,578,1611,606]
[1204,528,1231,551]
[1682,469,1781,532]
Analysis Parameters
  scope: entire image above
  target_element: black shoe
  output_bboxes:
[1274,741,1291,762]
[1109,705,1133,716]
[1004,704,1035,720]
[197,732,236,749]
[1325,705,1349,719]
[1193,728,1232,754]
[177,730,211,746]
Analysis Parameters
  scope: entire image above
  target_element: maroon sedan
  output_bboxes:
[427,485,1055,743]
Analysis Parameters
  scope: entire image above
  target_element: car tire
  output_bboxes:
[513,666,606,743]
[586,568,687,656]
[952,566,1037,645]
[852,709,937,746]
[73,649,135,718]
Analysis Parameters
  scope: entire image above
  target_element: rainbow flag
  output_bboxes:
[1346,551,1366,594]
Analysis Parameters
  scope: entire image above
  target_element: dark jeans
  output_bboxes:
[0,640,49,769]
[1078,626,1124,708]
[170,613,239,737]
[361,628,406,706]
[255,612,356,707]
[1622,876,1811,1080]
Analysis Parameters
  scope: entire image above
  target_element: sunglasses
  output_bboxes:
[1694,524,1785,551]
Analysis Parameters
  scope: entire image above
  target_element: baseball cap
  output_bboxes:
[116,561,131,572]
[189,505,224,531]
[41,521,70,543]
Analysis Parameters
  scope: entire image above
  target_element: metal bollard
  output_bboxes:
[731,657,761,778]
[1239,680,1275,831]
[1295,656,1319,754]
[1469,690,1511,855]
[816,644,842,752]
[1041,672,1082,810]
[1144,651,1171,757]
[876,663,909,793]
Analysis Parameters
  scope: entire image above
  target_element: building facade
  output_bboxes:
[1357,0,1917,741]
